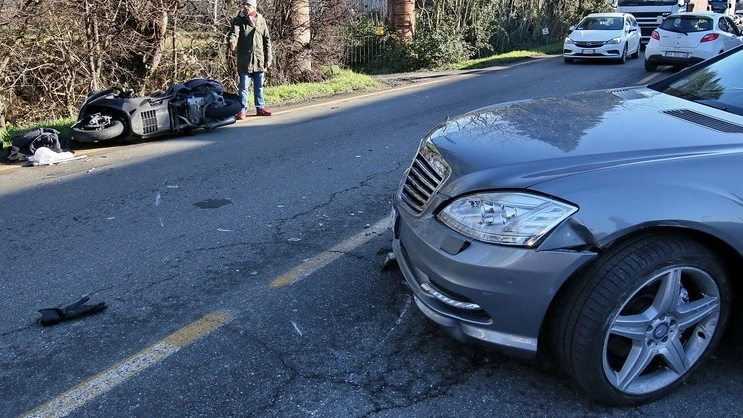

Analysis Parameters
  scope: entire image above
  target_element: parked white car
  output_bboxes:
[563,12,642,64]
[645,12,743,71]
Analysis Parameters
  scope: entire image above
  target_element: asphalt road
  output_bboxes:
[2,55,742,418]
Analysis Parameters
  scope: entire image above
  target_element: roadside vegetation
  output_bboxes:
[0,43,563,155]
[1,0,608,158]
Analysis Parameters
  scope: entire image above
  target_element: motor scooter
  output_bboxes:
[71,78,241,143]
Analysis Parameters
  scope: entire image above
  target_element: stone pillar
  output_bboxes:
[390,0,415,41]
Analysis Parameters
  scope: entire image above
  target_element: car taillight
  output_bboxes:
[651,30,660,40]
[701,33,719,42]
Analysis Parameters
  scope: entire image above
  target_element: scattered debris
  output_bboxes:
[27,148,86,166]
[5,127,87,166]
[291,320,303,336]
[37,296,107,326]
[193,198,232,209]
[381,252,397,270]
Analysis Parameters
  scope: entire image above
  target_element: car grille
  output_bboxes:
[574,41,607,48]
[141,110,158,134]
[631,11,668,37]
[401,151,446,214]
[611,88,653,100]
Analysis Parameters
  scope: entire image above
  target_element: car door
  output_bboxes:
[627,15,641,53]
[720,16,743,50]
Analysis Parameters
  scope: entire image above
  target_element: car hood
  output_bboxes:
[424,87,743,195]
[568,29,624,41]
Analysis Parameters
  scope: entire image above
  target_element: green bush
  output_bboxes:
[408,19,473,69]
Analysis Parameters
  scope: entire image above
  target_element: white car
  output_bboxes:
[563,12,642,64]
[645,12,743,71]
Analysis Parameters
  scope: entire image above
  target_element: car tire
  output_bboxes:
[618,45,627,64]
[564,57,574,63]
[644,59,657,71]
[631,44,640,59]
[548,233,731,406]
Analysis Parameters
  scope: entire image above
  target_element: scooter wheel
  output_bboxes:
[205,97,242,120]
[72,118,125,142]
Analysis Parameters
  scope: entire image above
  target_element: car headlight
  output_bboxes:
[564,37,574,45]
[607,36,622,45]
[438,192,578,247]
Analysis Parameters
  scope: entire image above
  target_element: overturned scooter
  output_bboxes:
[71,78,241,143]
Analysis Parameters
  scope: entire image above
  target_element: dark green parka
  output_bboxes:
[228,10,273,73]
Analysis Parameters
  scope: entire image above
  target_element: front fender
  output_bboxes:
[535,154,743,255]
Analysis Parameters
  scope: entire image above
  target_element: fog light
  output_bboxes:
[421,283,481,310]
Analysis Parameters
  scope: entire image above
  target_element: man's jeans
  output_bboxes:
[238,71,265,112]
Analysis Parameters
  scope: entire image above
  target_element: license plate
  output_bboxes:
[582,49,595,54]
[665,51,688,58]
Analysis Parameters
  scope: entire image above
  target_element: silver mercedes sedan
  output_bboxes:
[391,45,743,406]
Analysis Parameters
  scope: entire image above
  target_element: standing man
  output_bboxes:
[686,0,710,12]
[229,0,273,118]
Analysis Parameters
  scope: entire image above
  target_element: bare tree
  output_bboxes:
[119,0,181,93]
[0,0,598,130]
[0,0,46,128]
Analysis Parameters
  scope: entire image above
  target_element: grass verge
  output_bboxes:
[455,43,562,70]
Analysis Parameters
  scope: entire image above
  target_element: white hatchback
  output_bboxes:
[563,12,642,64]
[645,12,743,71]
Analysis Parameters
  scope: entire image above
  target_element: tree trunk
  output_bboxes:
[292,0,311,73]
[84,0,103,91]
[141,9,169,93]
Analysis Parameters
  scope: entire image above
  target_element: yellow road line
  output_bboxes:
[19,311,233,418]
[270,217,390,288]
[637,71,665,85]
[0,163,23,172]
[20,217,391,416]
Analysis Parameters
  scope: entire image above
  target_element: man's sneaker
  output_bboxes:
[256,108,272,116]
[236,111,247,120]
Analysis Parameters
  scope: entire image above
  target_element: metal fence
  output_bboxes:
[343,34,388,69]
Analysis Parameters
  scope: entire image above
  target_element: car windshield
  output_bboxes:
[709,0,730,12]
[649,47,743,117]
[660,16,713,32]
[576,17,623,30]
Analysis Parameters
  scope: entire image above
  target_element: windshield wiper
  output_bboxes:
[667,28,689,35]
